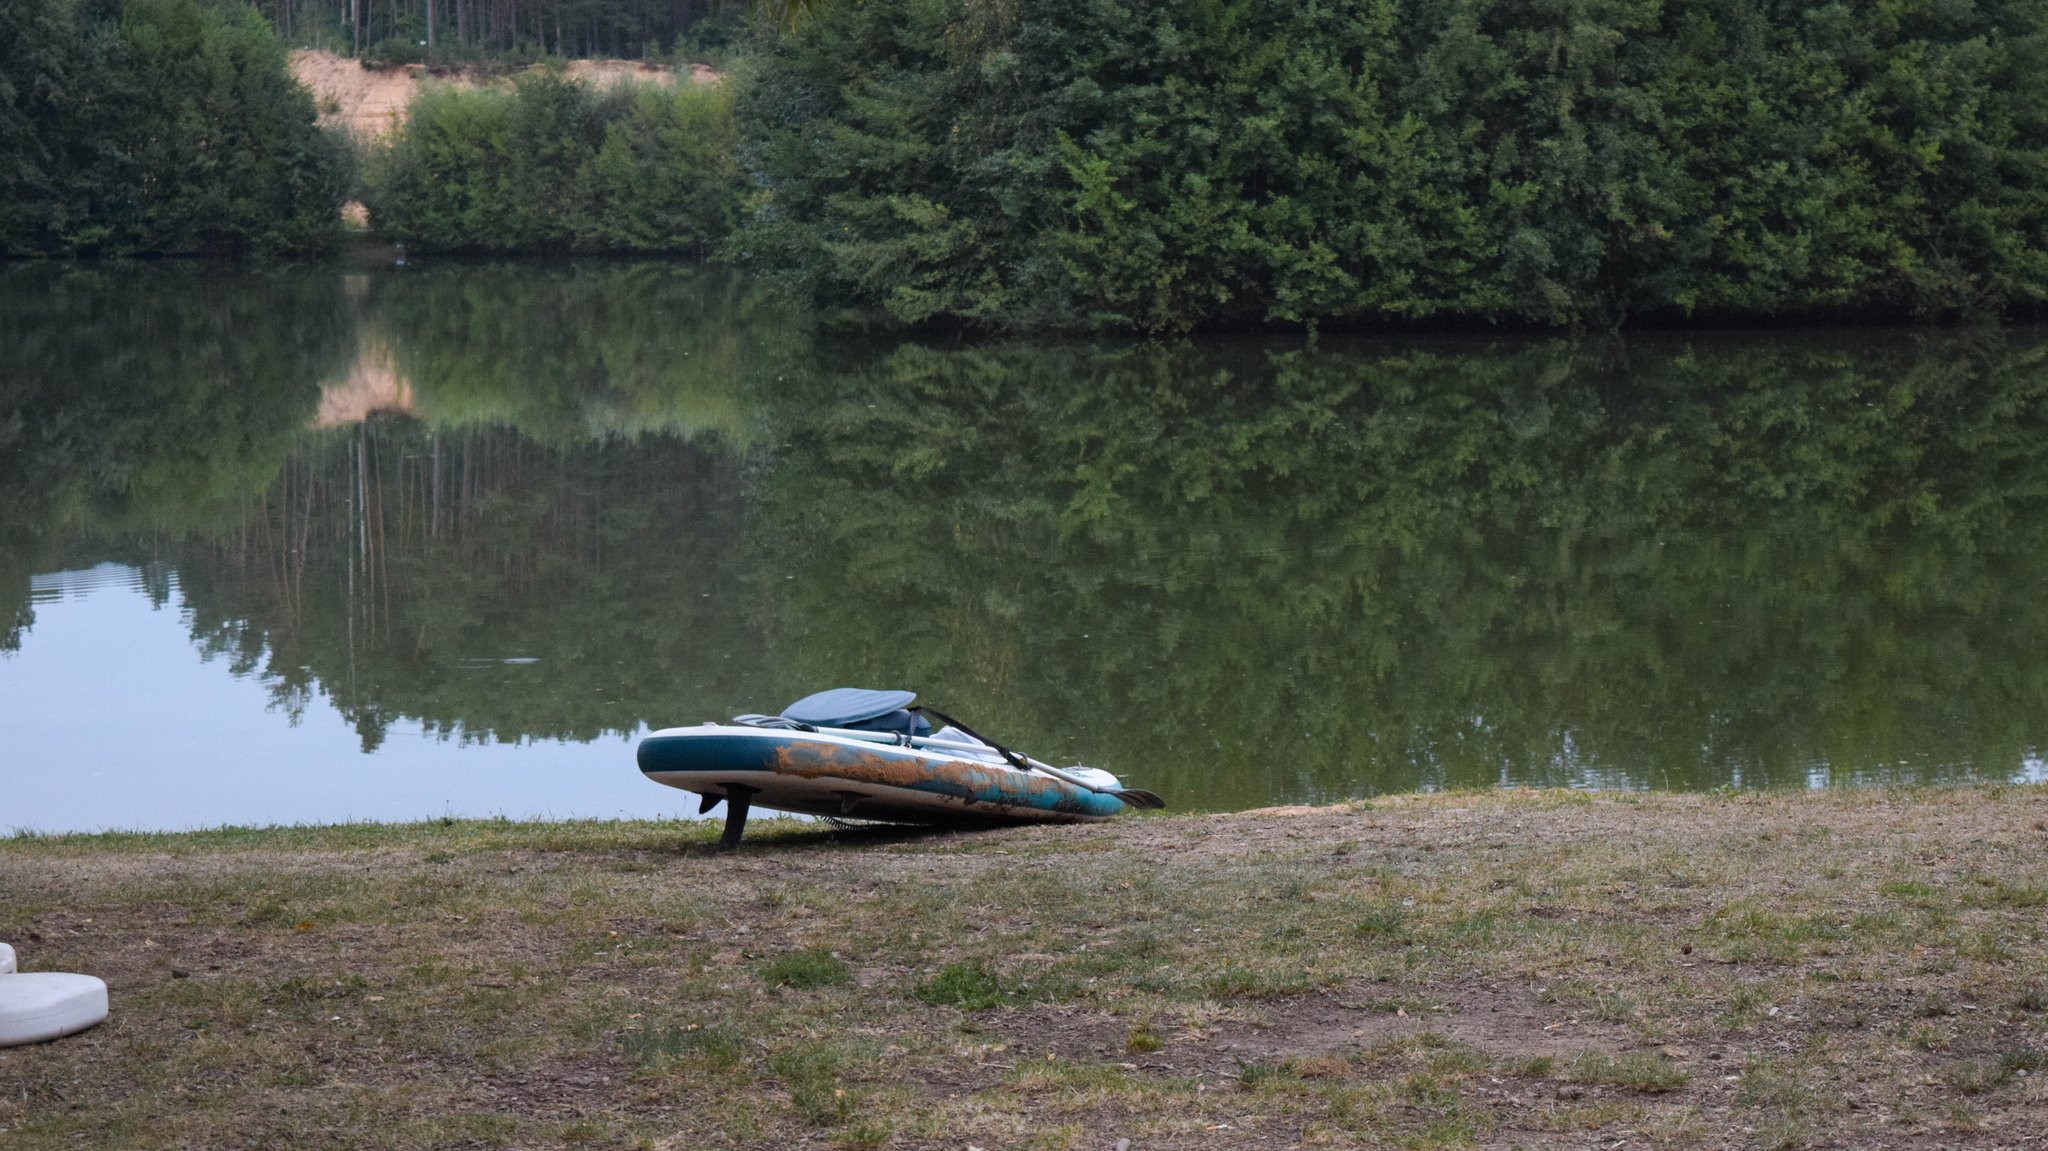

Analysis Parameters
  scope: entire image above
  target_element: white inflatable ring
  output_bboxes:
[0,942,15,975]
[0,973,109,1046]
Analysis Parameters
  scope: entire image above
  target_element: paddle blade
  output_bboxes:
[1114,788,1166,810]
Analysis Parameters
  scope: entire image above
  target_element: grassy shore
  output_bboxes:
[3,787,2046,1150]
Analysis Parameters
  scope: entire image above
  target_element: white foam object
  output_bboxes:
[0,941,15,974]
[0,973,109,1046]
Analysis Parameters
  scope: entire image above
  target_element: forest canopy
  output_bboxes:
[0,0,350,258]
[245,0,741,62]
[10,0,2048,335]
[731,0,2048,332]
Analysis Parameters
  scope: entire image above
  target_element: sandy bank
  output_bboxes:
[291,49,722,139]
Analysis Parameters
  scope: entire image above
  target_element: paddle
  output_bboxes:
[804,720,1166,810]
[913,705,1166,810]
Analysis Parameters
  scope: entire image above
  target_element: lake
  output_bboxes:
[3,261,2045,832]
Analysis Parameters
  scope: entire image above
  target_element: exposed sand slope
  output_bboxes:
[290,49,721,139]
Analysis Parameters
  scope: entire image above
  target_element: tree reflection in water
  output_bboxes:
[3,262,2044,807]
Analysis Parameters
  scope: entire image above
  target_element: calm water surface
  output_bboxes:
[3,263,2045,832]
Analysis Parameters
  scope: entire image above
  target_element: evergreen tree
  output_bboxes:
[0,0,84,253]
[733,0,2048,331]
[0,0,349,257]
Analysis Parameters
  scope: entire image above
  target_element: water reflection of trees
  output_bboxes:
[757,333,2048,805]
[4,261,2045,803]
[371,261,782,445]
[0,265,356,650]
[0,263,792,740]
[177,423,764,751]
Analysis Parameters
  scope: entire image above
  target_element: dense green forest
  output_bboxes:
[247,0,740,60]
[10,0,2048,331]
[0,0,349,257]
[735,0,2048,331]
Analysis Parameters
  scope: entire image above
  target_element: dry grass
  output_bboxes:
[3,786,2047,1149]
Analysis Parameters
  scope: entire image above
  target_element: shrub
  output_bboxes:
[366,71,739,254]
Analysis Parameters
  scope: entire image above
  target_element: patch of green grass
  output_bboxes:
[1443,908,1502,945]
[1397,1116,1480,1149]
[1978,881,2048,909]
[558,1119,613,1144]
[1994,1046,2046,1076]
[1200,963,1313,998]
[2015,983,2048,1014]
[423,1113,521,1146]
[760,947,851,989]
[1235,1059,1292,1090]
[1703,901,1850,962]
[1565,1052,1687,1092]
[1356,994,1446,1015]
[622,1021,745,1071]
[269,973,369,1004]
[1879,880,1944,906]
[153,976,266,1031]
[1364,1035,1489,1113]
[1916,994,1956,1018]
[1526,1098,1647,1132]
[1905,1022,1951,1051]
[916,959,1005,1009]
[1318,1080,1394,1129]
[1736,1055,1816,1148]
[1848,908,1905,938]
[1722,984,1772,1026]
[768,1043,857,1126]
[1943,1048,2048,1094]
[1283,1053,1353,1080]
[831,1117,895,1149]
[1591,990,1643,1023]
[1124,1027,1164,1054]
[1004,1058,1162,1105]
[1354,902,1413,942]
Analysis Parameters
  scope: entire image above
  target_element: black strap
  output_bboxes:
[911,706,1031,772]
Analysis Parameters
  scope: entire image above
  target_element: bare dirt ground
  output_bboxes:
[291,49,721,139]
[3,787,2047,1150]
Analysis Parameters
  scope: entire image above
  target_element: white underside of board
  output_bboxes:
[0,971,110,1047]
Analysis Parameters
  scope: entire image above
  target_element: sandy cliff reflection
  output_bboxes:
[313,336,417,428]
